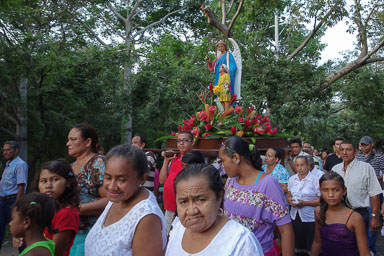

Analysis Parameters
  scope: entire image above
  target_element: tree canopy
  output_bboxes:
[1,0,384,176]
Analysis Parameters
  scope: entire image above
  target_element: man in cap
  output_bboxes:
[356,136,384,255]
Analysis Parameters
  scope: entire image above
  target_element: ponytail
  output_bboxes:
[13,192,58,233]
[221,136,262,170]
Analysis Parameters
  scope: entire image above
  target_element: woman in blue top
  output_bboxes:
[262,148,289,194]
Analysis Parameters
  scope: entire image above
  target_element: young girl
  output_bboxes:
[310,172,370,256]
[36,159,80,256]
[10,192,57,256]
[213,64,231,111]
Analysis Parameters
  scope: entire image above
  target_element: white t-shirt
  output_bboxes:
[84,190,166,256]
[165,218,263,256]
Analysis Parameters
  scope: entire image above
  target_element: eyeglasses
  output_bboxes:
[176,139,192,144]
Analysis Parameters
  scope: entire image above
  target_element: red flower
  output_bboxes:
[247,106,254,115]
[264,126,272,134]
[203,133,211,138]
[230,126,236,135]
[178,125,183,131]
[253,126,264,134]
[271,128,278,135]
[260,116,270,124]
[252,118,260,124]
[230,94,237,105]
[209,83,213,97]
[199,91,206,103]
[238,116,243,123]
[234,105,243,114]
[198,111,207,120]
[204,124,213,131]
[256,114,262,120]
[208,106,217,115]
[244,119,251,130]
[191,127,200,138]
[171,132,176,136]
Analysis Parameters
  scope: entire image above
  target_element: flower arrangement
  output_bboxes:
[171,86,278,140]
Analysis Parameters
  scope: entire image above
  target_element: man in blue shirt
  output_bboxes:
[0,141,28,251]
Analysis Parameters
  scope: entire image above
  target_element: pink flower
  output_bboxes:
[234,105,243,114]
[178,125,183,131]
[252,118,260,125]
[171,132,176,136]
[209,106,217,115]
[244,119,251,130]
[253,126,264,134]
[238,116,243,123]
[204,124,213,131]
[203,133,211,138]
[230,126,236,135]
[191,127,200,138]
[271,128,278,135]
[209,83,213,97]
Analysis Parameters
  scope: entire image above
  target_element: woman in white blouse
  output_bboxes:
[287,156,320,256]
[84,144,166,256]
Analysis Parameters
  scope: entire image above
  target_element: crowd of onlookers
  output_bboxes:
[1,125,383,256]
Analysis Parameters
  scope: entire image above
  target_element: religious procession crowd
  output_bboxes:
[1,123,384,256]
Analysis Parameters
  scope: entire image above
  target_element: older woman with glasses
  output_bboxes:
[160,131,195,234]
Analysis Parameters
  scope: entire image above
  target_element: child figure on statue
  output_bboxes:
[213,64,231,111]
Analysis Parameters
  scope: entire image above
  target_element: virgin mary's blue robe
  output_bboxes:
[214,52,237,97]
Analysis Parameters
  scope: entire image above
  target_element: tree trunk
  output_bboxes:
[18,77,28,162]
[123,41,133,144]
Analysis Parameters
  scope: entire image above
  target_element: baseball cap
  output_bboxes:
[359,136,373,145]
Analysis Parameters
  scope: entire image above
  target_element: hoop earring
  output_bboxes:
[218,208,224,216]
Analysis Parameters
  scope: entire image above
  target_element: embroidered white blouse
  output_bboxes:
[84,190,166,256]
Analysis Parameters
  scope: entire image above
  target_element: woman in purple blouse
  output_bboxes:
[219,136,294,256]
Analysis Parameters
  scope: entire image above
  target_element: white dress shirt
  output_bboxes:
[288,172,320,222]
[332,158,382,209]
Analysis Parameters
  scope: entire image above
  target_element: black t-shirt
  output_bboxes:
[324,153,343,172]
